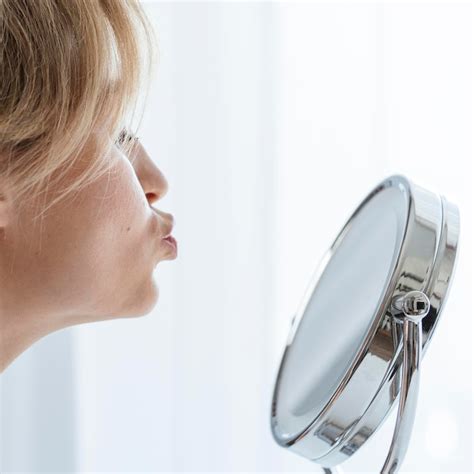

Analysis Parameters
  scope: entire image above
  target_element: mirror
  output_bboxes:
[270,175,460,473]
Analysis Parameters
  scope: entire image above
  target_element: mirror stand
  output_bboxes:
[322,291,431,474]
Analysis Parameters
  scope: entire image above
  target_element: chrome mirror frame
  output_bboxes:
[270,175,460,473]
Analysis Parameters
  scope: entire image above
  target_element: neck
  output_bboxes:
[0,307,51,373]
[0,291,98,373]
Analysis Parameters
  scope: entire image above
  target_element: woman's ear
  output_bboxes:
[0,196,10,229]
[0,199,8,228]
[0,183,12,229]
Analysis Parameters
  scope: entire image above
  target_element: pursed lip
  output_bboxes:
[158,212,174,239]
[151,209,177,259]
[161,234,178,258]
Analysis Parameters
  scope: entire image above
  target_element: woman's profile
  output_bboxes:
[0,0,176,373]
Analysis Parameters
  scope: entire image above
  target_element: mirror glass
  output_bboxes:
[275,185,409,440]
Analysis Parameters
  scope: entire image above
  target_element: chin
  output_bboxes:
[118,275,160,319]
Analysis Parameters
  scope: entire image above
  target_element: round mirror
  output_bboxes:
[270,175,460,473]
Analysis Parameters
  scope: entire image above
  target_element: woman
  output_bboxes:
[0,0,176,373]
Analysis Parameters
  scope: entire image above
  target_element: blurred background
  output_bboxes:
[1,1,472,472]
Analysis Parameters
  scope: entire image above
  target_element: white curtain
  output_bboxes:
[1,2,472,472]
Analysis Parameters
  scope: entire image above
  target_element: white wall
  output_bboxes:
[1,2,472,473]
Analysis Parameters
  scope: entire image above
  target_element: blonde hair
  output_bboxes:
[0,0,155,218]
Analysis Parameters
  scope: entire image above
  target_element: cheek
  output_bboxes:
[108,176,156,265]
[40,168,156,317]
[81,173,159,315]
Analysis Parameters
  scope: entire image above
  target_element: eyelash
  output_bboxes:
[115,129,136,146]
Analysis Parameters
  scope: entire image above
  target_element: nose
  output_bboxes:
[144,165,173,234]
[131,142,169,206]
[143,167,168,206]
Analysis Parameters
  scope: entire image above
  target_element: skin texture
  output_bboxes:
[0,132,176,372]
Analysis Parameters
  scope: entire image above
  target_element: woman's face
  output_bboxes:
[0,131,176,333]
